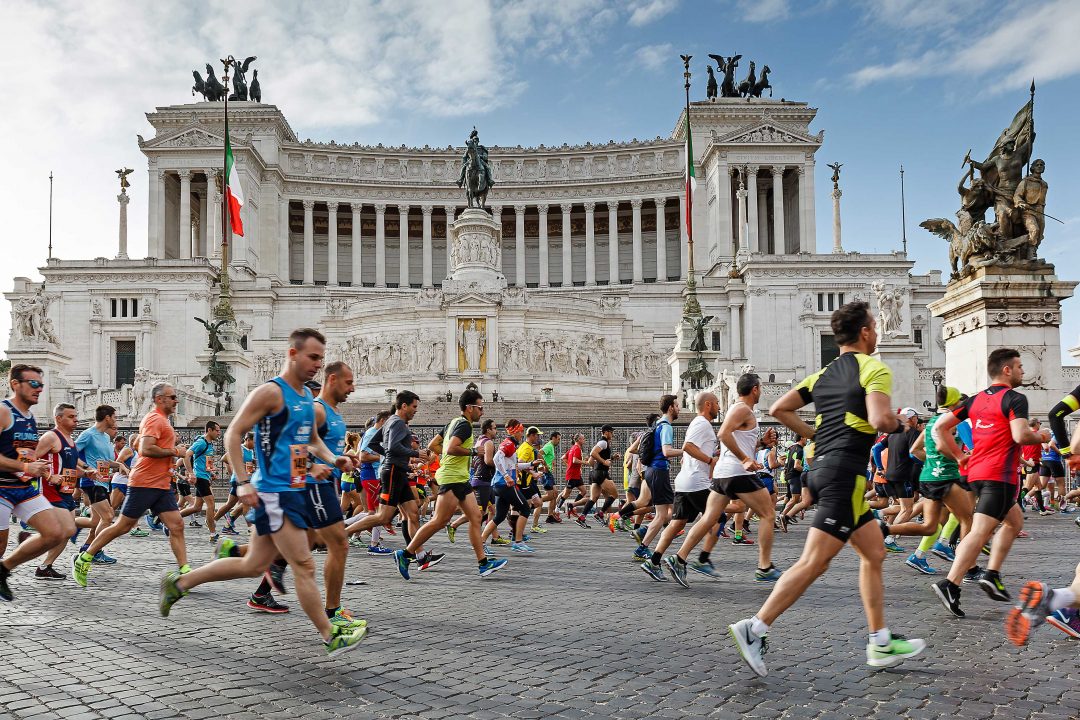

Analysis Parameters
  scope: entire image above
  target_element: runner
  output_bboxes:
[632,398,679,548]
[393,389,507,578]
[339,430,363,518]
[344,410,392,554]
[109,434,131,513]
[729,301,925,676]
[556,434,588,516]
[516,426,546,532]
[448,418,498,541]
[930,348,1049,617]
[75,404,122,563]
[72,383,190,587]
[537,431,561,528]
[779,436,809,528]
[1019,421,1045,514]
[613,415,660,535]
[156,328,366,655]
[213,432,255,534]
[480,420,533,551]
[0,365,74,602]
[876,408,921,553]
[180,421,221,540]
[1037,435,1065,513]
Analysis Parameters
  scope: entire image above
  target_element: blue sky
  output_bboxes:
[3,0,1080,360]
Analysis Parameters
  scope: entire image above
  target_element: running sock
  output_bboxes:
[1050,589,1077,612]
[870,627,891,647]
[1032,490,1046,512]
[371,526,383,544]
[650,551,662,565]
[749,616,770,637]
[581,500,596,516]
[675,555,686,566]
[601,497,615,513]
[403,550,416,560]
[79,551,93,562]
[699,551,710,564]
[619,501,636,518]
[325,606,339,619]
[918,525,943,554]
[254,578,272,596]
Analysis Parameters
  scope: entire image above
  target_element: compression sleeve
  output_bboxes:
[1047,384,1080,452]
[871,440,886,471]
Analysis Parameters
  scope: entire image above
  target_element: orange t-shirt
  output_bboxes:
[129,409,176,490]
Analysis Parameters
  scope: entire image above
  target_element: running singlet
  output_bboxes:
[950,384,1028,483]
[714,407,759,477]
[75,425,114,489]
[650,419,674,470]
[435,416,473,485]
[493,438,518,486]
[517,442,536,487]
[252,377,315,493]
[920,414,960,483]
[0,399,38,488]
[565,444,583,481]
[46,428,79,500]
[231,446,256,483]
[311,398,346,484]
[1047,383,1080,452]
[794,352,892,461]
[189,435,215,480]
[359,424,380,480]
[1041,443,1061,463]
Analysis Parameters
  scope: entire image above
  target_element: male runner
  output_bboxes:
[1019,420,1045,514]
[481,421,533,551]
[632,398,680,547]
[448,418,498,541]
[779,436,808,528]
[181,421,221,539]
[537,431,561,528]
[72,384,189,587]
[729,301,925,676]
[0,365,74,601]
[556,434,588,514]
[214,432,255,534]
[1037,435,1065,513]
[516,427,546,532]
[75,404,122,562]
[931,348,1049,617]
[344,410,392,553]
[393,389,507,578]
[875,408,920,552]
[157,328,366,655]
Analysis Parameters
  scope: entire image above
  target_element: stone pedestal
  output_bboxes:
[668,318,718,395]
[929,267,1077,416]
[873,339,922,407]
[443,208,507,295]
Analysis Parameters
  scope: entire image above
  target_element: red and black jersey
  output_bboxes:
[951,384,1028,483]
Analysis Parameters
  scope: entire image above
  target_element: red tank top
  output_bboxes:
[953,384,1028,483]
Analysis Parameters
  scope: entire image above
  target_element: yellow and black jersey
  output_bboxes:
[1047,383,1080,453]
[795,352,892,461]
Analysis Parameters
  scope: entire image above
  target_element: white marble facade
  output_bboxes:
[5,97,946,419]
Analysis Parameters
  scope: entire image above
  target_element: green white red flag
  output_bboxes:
[225,121,244,236]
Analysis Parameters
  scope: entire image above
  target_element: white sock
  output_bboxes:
[914,549,926,559]
[371,526,382,544]
[1050,589,1077,612]
[885,535,894,544]
[416,549,428,561]
[870,627,891,647]
[749,616,770,637]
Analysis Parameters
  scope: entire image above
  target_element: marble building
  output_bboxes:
[5,94,947,422]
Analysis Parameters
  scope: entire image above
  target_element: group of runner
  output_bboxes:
[2,305,1079,667]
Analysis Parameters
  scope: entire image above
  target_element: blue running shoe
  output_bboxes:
[640,559,667,581]
[392,549,411,580]
[905,554,937,575]
[69,528,83,546]
[632,545,650,560]
[478,558,508,577]
[633,526,647,544]
[755,566,783,583]
[367,545,393,556]
[688,560,721,578]
[92,551,117,565]
[930,541,955,562]
[511,542,535,553]
[884,540,905,553]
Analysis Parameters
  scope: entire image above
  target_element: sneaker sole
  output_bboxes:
[867,642,925,668]
[247,601,289,614]
[931,550,955,562]
[34,575,65,581]
[905,559,936,575]
[1045,615,1080,639]
[1005,581,1046,646]
[931,583,965,618]
[327,626,369,656]
[639,564,666,582]
[727,624,767,677]
[664,561,690,588]
[978,578,1011,602]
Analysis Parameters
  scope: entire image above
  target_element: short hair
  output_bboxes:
[645,412,661,426]
[151,383,172,399]
[9,364,42,384]
[736,373,761,397]
[549,431,561,439]
[831,300,873,346]
[505,418,521,429]
[988,348,1020,377]
[376,409,392,422]
[395,390,420,409]
[95,405,116,422]
[243,431,254,441]
[459,388,483,411]
[481,419,496,432]
[324,360,349,379]
[1028,417,1041,428]
[601,424,615,433]
[289,327,326,349]
[53,402,75,417]
[205,420,220,432]
[660,394,678,413]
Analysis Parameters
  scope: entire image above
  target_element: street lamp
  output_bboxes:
[931,371,944,410]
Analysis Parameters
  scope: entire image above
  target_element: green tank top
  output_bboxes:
[920,414,960,483]
[435,416,474,485]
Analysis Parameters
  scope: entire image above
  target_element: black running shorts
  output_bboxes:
[672,489,710,522]
[970,480,1018,521]
[1040,460,1065,478]
[194,477,214,498]
[919,479,962,502]
[379,464,415,507]
[804,454,875,542]
[439,482,472,502]
[710,473,765,500]
[644,467,674,506]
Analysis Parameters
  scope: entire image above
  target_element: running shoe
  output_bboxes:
[786,516,799,525]
[522,534,532,541]
[69,528,83,545]
[144,512,162,531]
[718,526,731,539]
[72,553,91,587]
[162,522,170,538]
[392,550,412,580]
[688,560,721,579]
[491,536,511,546]
[367,544,393,556]
[632,545,650,560]
[962,565,983,584]
[0,567,12,602]
[330,608,368,629]
[158,570,187,617]
[731,535,755,546]
[208,533,220,543]
[865,635,926,669]
[931,541,955,562]
[1016,530,1029,539]
[220,526,240,536]
[188,519,202,528]
[382,524,397,536]
[1046,609,1080,639]
[575,516,590,529]
[419,553,445,571]
[593,512,605,524]
[640,559,666,581]
[264,562,288,594]
[247,593,290,614]
[214,537,238,560]
[632,526,647,544]
[510,542,535,553]
[1059,505,1075,514]
[531,525,548,534]
[446,524,456,543]
[664,555,689,588]
[478,558,508,577]
[348,536,364,549]
[92,551,117,565]
[324,624,368,655]
[1075,515,1080,529]
[931,579,965,618]
[129,527,150,538]
[1006,581,1053,646]
[755,566,783,583]
[883,540,905,553]
[607,513,618,533]
[728,619,768,677]
[905,554,937,575]
[35,564,65,581]
[978,569,1011,602]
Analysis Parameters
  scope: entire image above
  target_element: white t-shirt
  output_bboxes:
[674,415,717,492]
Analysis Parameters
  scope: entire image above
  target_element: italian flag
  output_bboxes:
[684,111,695,243]
[225,127,244,236]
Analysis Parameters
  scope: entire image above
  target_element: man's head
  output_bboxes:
[736,373,761,405]
[797,436,808,446]
[287,327,326,383]
[375,409,392,427]
[113,434,127,451]
[988,348,1023,387]
[459,388,484,422]
[506,419,524,442]
[204,420,221,441]
[481,418,497,438]
[936,384,968,412]
[1028,417,1041,430]
[549,431,561,446]
[1002,139,1015,155]
[1031,158,1045,174]
[243,431,254,448]
[574,433,586,447]
[151,383,179,416]
[526,426,541,446]
[8,364,43,408]
[660,393,679,420]
[395,390,421,422]
[899,407,919,428]
[832,300,877,353]
[601,424,614,440]
[322,361,355,404]
[645,413,661,427]
[53,402,77,433]
[696,391,719,421]
[95,404,117,431]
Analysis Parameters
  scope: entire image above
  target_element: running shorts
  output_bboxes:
[520,484,540,501]
[304,482,344,529]
[804,454,875,542]
[472,484,493,509]
[672,489,710,522]
[787,472,803,496]
[0,485,52,526]
[883,479,914,500]
[51,494,77,511]
[83,485,110,505]
[566,478,584,489]
[340,478,356,494]
[644,467,674,506]
[194,477,214,498]
[540,471,555,491]
[110,481,128,496]
[970,480,1018,521]
[1040,460,1065,478]
[361,480,380,510]
[177,481,192,497]
[591,467,610,485]
[757,473,775,494]
[920,479,962,502]
[120,487,179,519]
[439,482,472,502]
[248,490,311,535]
[711,473,765,500]
[379,465,414,507]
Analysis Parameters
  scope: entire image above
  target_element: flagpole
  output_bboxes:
[681,54,701,317]
[1026,78,1035,176]
[213,55,235,323]
[48,171,53,260]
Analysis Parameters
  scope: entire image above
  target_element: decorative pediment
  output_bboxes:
[444,290,504,306]
[140,124,228,150]
[712,122,823,146]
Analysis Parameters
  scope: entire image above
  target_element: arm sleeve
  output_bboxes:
[861,359,893,396]
[75,432,91,461]
[795,371,818,404]
[386,422,418,459]
[1047,384,1080,450]
[952,396,975,423]
[871,440,886,471]
[451,420,472,443]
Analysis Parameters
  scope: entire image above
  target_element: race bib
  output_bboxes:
[97,460,110,479]
[244,461,255,475]
[289,445,309,488]
[205,456,216,474]
[60,469,77,493]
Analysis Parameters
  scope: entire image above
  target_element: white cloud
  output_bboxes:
[627,0,679,26]
[737,0,790,22]
[635,43,675,71]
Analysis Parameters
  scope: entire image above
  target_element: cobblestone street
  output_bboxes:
[2,511,1079,719]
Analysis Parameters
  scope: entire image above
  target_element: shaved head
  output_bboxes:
[696,392,718,411]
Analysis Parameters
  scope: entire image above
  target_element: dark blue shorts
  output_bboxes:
[340,479,356,493]
[304,482,344,529]
[247,490,311,535]
[228,479,239,497]
[52,494,77,511]
[120,487,180,519]
[541,472,555,491]
[758,474,775,494]
[110,482,128,496]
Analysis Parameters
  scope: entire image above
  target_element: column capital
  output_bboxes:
[584,201,596,213]
[443,205,456,216]
[771,165,785,177]
[608,201,619,214]
[156,169,167,181]
[374,203,387,213]
[746,164,760,174]
[630,198,643,210]
[654,197,667,208]
[491,205,503,217]
[398,204,411,215]
[796,166,806,176]
[537,204,549,215]
[349,202,363,212]
[514,204,527,215]
[560,202,573,214]
[421,204,433,216]
[177,169,191,181]
[327,202,338,215]
[302,199,315,211]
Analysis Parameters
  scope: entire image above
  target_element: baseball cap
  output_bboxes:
[526,426,541,435]
[899,407,919,420]
[939,386,964,410]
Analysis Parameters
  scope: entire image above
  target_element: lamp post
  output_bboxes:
[931,370,944,410]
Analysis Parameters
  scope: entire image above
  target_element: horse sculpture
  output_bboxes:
[203,65,226,101]
[460,137,490,210]
[751,65,772,98]
[737,61,757,98]
[719,54,741,97]
[705,65,718,100]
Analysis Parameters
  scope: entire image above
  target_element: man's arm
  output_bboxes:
[33,431,61,483]
[1010,418,1049,447]
[865,392,902,434]
[910,432,926,462]
[661,423,680,458]
[718,405,761,472]
[769,388,815,440]
[932,412,965,463]
[224,383,282,487]
[681,441,712,465]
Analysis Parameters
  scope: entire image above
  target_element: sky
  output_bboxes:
[3,0,1080,361]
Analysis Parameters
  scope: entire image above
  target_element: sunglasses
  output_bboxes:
[162,394,178,400]
[19,379,44,389]
[466,404,484,412]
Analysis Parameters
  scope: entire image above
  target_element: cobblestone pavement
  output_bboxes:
[2,510,1079,720]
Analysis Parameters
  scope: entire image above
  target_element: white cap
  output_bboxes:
[899,407,919,419]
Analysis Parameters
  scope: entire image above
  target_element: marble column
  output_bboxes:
[746,166,759,253]
[492,205,504,277]
[178,170,192,259]
[327,203,339,286]
[736,174,748,253]
[279,198,290,280]
[116,190,130,259]
[302,200,314,285]
[421,204,433,287]
[832,186,843,253]
[654,197,667,281]
[208,176,220,260]
[197,191,208,256]
[157,171,167,257]
[730,303,743,358]
[515,204,526,287]
[771,166,786,255]
[398,205,410,287]
[374,204,387,287]
[538,204,549,287]
[147,168,161,257]
[802,160,816,253]
[350,203,363,286]
[584,202,596,286]
[608,202,619,284]
[631,198,643,283]
[757,185,769,254]
[717,162,732,256]
[443,205,455,278]
[561,203,572,286]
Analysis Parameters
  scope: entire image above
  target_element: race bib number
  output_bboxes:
[60,469,77,493]
[205,456,216,474]
[244,461,255,475]
[289,445,309,488]
[97,460,110,478]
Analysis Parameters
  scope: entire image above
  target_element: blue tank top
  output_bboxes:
[253,377,314,493]
[1041,444,1062,462]
[123,450,136,468]
[0,399,39,487]
[231,446,255,483]
[51,428,79,494]
[311,398,346,484]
